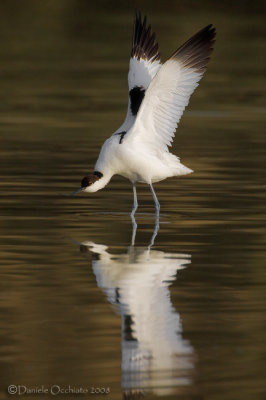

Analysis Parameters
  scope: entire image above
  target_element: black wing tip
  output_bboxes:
[131,10,160,62]
[171,23,216,73]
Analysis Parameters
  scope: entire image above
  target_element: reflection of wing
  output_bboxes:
[125,24,216,152]
[113,11,161,136]
[81,241,194,394]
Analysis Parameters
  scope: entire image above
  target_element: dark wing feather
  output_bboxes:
[131,11,160,62]
[171,24,216,73]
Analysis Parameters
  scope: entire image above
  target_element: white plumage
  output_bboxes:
[73,12,216,215]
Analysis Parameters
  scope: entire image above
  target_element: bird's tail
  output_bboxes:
[166,153,193,176]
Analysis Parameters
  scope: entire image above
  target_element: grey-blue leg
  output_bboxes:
[130,183,138,246]
[130,214,137,247]
[149,184,160,215]
[147,183,160,249]
[148,217,160,250]
[131,183,138,217]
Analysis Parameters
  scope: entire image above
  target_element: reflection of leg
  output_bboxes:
[148,213,160,250]
[131,183,138,217]
[131,213,137,246]
[149,184,160,217]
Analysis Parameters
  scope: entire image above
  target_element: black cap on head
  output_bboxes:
[81,176,90,188]
[81,171,103,188]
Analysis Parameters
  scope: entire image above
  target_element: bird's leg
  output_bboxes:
[149,184,160,216]
[130,214,137,247]
[130,183,138,246]
[147,216,160,250]
[146,183,160,249]
[131,183,138,217]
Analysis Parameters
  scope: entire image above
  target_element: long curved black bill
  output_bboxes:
[65,187,84,197]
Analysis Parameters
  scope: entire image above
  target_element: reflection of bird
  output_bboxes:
[80,240,194,396]
[70,12,216,215]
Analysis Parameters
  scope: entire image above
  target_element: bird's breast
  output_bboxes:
[96,137,171,184]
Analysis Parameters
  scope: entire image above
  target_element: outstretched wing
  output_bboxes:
[113,11,161,136]
[125,24,216,152]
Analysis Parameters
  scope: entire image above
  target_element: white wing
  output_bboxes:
[113,11,161,136]
[125,24,216,151]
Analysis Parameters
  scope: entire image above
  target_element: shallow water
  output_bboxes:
[1,2,266,400]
